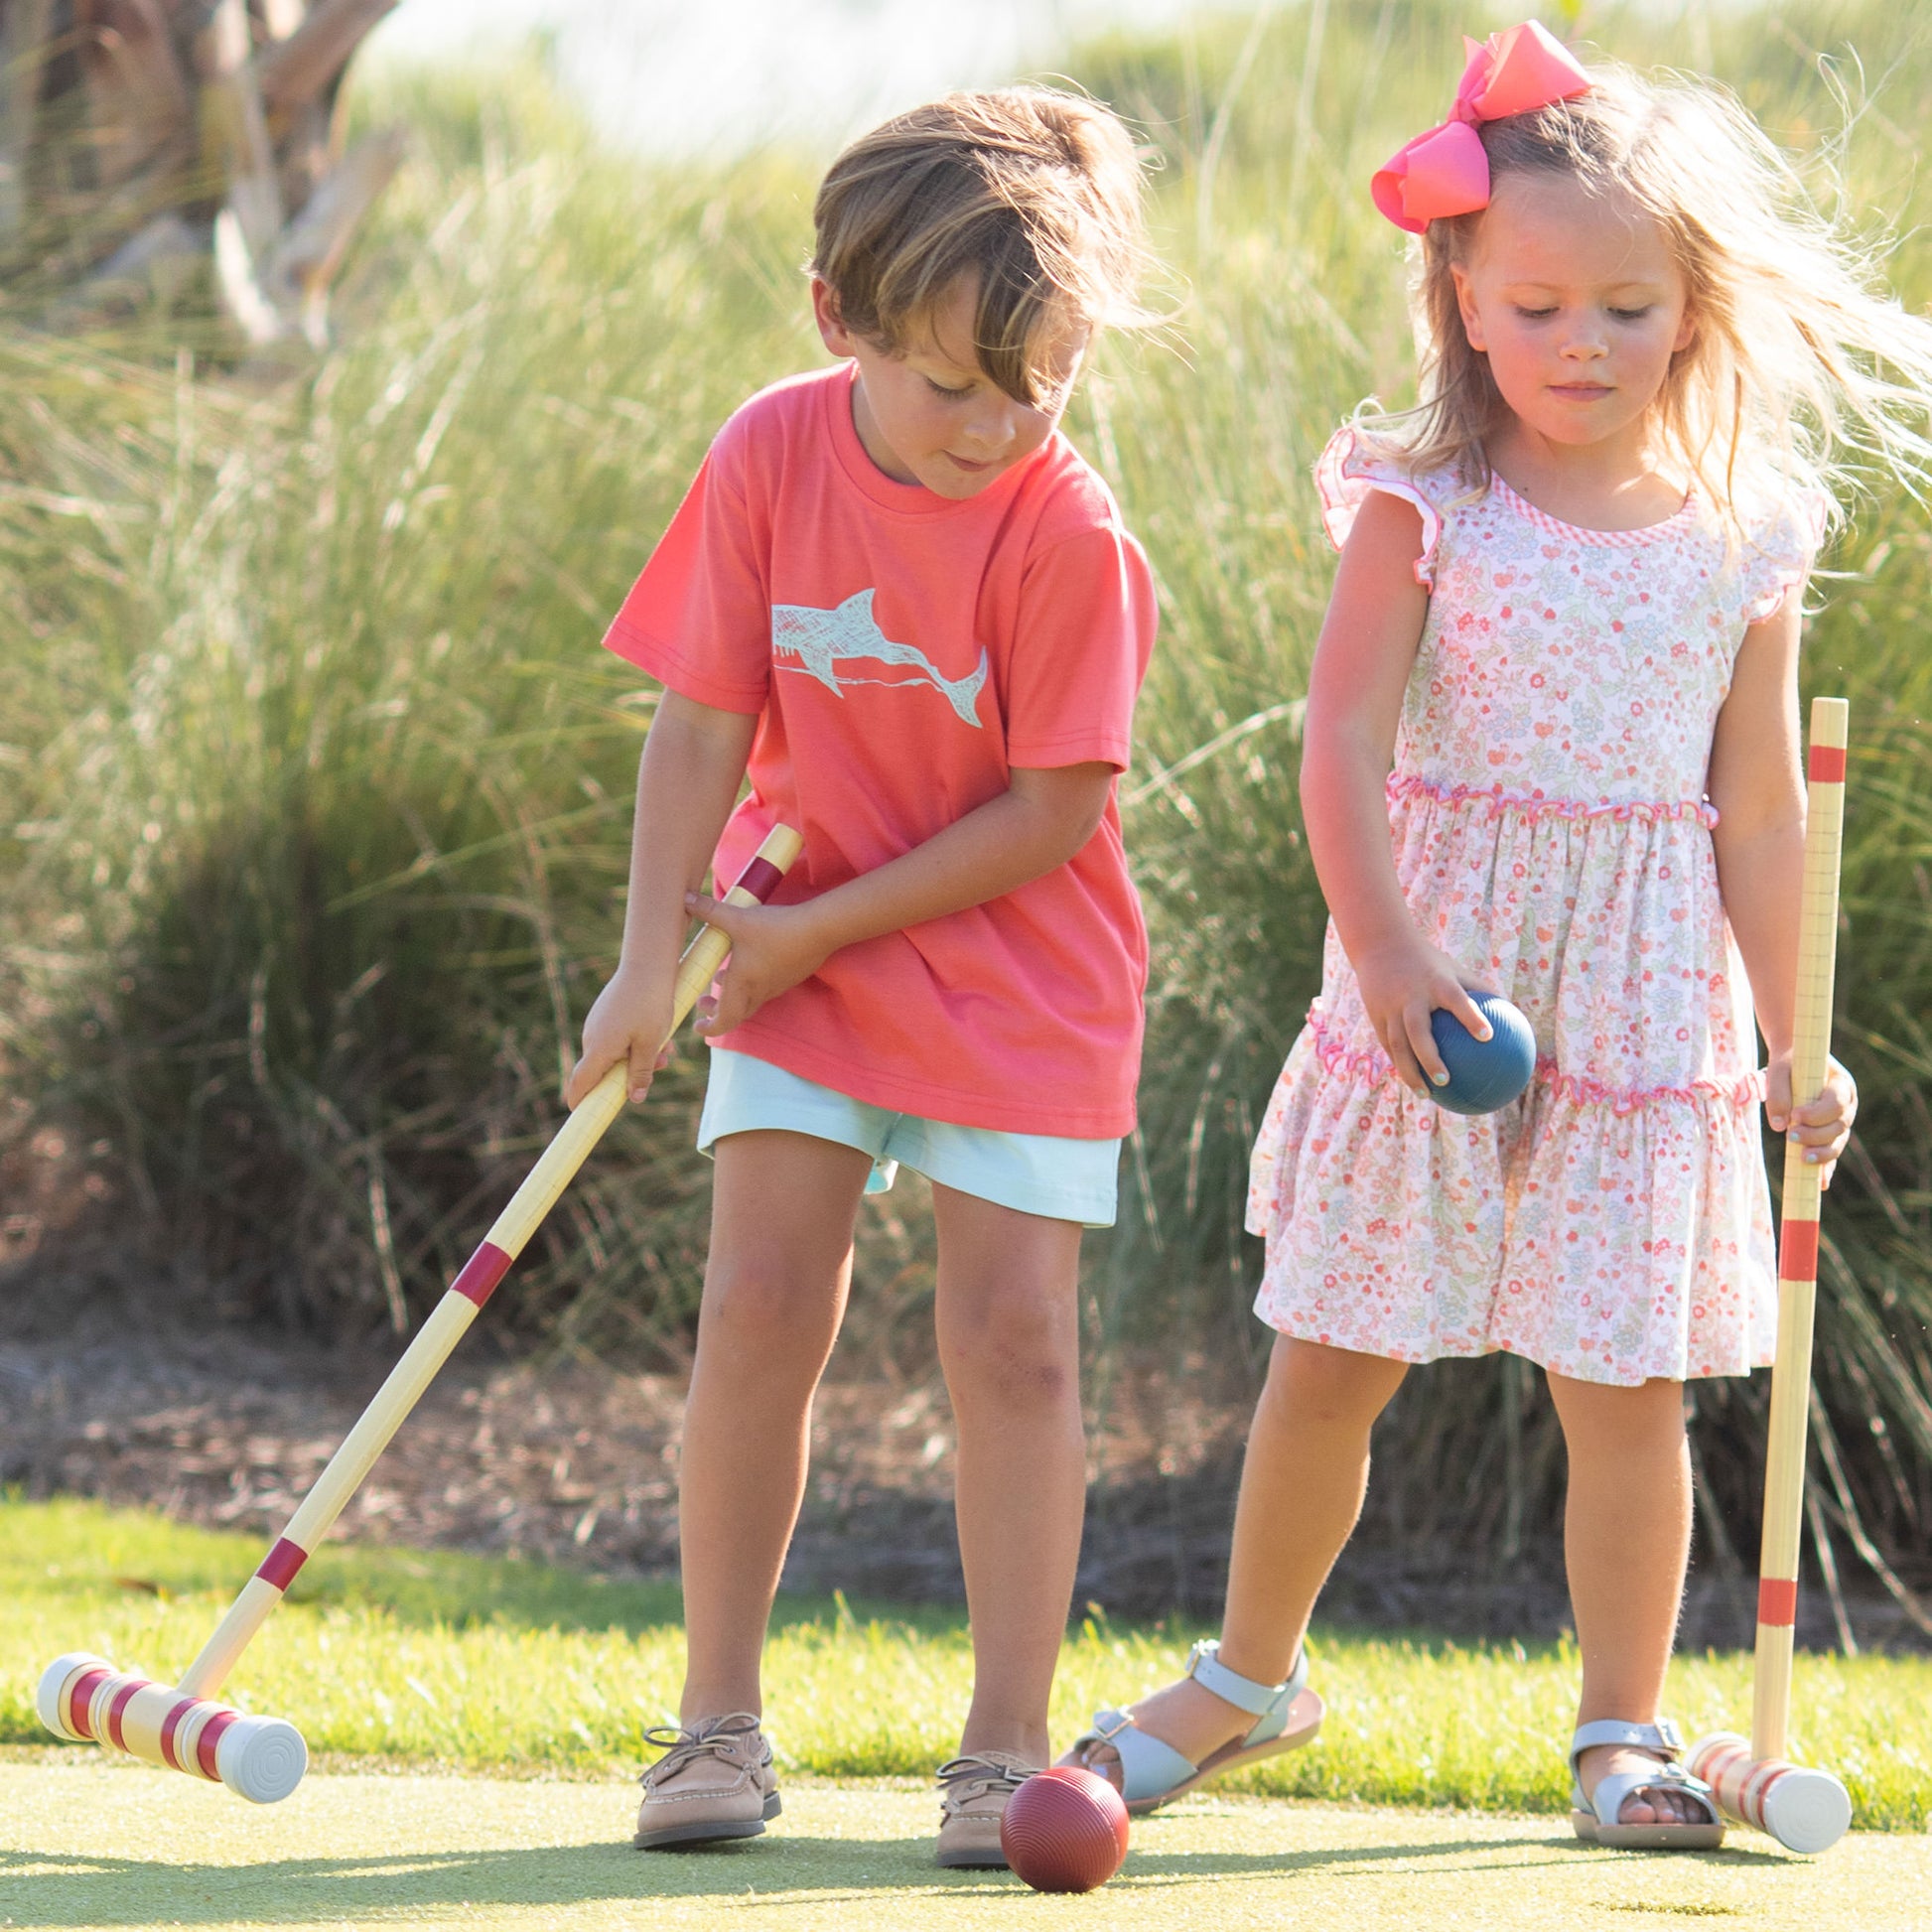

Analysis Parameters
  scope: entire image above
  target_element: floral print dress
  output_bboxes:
[1246,428,1822,1386]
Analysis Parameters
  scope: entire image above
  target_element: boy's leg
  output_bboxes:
[676,1129,875,1723]
[929,1180,1087,1768]
[1068,1335,1406,1783]
[1547,1371,1705,1827]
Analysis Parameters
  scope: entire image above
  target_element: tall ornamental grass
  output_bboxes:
[1,72,845,1360]
[1,4,1928,1607]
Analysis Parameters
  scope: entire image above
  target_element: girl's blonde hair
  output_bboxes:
[1359,58,1932,532]
[811,88,1154,408]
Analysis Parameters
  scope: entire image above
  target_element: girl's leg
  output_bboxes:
[1072,1335,1408,1780]
[929,1181,1087,1766]
[676,1129,875,1723]
[1547,1370,1704,1827]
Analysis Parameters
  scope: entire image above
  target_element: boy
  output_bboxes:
[567,87,1158,1866]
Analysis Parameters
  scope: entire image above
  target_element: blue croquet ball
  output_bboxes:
[1429,993,1536,1115]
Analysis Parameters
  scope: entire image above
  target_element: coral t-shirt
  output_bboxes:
[603,362,1156,1137]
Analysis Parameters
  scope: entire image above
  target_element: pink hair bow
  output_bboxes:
[1371,21,1591,234]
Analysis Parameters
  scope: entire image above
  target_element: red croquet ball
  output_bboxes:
[1001,1766,1131,1893]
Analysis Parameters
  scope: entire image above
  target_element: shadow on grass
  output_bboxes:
[7,1828,1783,1926]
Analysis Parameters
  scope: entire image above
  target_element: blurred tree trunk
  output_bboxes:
[0,0,403,345]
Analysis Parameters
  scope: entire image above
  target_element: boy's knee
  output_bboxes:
[703,1259,837,1353]
[940,1288,1077,1409]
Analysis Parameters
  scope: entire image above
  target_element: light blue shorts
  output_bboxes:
[697,1049,1120,1228]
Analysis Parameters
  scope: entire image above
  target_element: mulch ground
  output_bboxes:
[2,1295,1913,1645]
[0,1303,1256,1616]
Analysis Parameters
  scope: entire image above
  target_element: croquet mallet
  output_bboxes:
[1687,698,1855,1856]
[38,824,804,1803]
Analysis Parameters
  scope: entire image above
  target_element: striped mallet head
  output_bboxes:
[34,827,805,1806]
[1687,1731,1851,1856]
[38,1652,306,1804]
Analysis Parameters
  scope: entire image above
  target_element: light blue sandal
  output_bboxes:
[1570,1719,1725,1850]
[1061,1640,1323,1817]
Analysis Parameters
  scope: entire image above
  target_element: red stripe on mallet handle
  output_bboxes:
[1689,698,1851,1854]
[36,825,805,1801]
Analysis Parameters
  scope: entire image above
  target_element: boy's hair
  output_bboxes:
[811,88,1153,408]
[1362,58,1932,532]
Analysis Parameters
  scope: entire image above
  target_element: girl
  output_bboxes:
[1065,21,1928,1847]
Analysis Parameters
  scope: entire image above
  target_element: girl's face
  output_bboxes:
[813,274,1088,500]
[1451,174,1696,457]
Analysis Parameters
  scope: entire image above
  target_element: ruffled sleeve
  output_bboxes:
[1313,425,1454,590]
[1738,487,1830,624]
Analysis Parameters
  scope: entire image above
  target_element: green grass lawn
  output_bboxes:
[11,1765,1931,1932]
[6,1498,1927,1830]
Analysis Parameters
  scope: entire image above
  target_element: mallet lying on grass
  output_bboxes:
[1688,698,1855,1857]
[38,826,804,1803]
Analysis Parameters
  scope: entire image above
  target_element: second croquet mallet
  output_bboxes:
[38,825,804,1803]
[1688,699,1854,1856]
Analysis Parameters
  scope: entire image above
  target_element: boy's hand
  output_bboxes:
[1353,936,1496,1096]
[1764,1052,1858,1188]
[684,893,834,1036]
[565,963,676,1109]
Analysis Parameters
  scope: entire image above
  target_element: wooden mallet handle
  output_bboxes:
[1689,702,1855,1855]
[1751,698,1848,1759]
[173,824,804,1701]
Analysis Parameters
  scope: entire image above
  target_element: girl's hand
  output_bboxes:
[684,893,834,1036]
[1764,1052,1858,1188]
[565,963,675,1108]
[1353,937,1497,1096]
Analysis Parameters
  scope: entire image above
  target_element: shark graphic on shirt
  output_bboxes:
[771,590,989,728]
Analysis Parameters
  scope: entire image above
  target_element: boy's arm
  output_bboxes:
[564,690,756,1106]
[1707,588,1856,1178]
[688,760,1115,1037]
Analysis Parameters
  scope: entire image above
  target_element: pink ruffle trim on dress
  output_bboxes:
[1314,426,1447,590]
[1486,472,1700,549]
[1387,773,1721,829]
[1538,1062,1766,1113]
[1306,1009,1765,1116]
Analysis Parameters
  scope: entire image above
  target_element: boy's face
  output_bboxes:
[813,275,1089,499]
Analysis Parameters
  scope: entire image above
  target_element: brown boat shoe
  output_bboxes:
[934,1748,1038,1867]
[633,1712,782,1850]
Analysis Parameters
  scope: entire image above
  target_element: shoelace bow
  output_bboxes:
[640,1714,764,1787]
[935,1752,1033,1795]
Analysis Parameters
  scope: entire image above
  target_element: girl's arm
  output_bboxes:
[687,760,1116,1036]
[1707,591,1857,1178]
[563,690,756,1107]
[1300,490,1493,1092]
